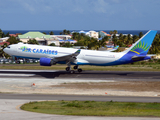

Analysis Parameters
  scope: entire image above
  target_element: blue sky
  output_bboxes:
[0,0,160,30]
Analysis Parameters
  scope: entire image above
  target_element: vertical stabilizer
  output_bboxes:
[123,30,157,55]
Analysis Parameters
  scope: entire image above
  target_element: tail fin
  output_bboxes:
[123,30,157,55]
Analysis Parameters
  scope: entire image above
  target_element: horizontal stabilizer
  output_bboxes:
[131,55,150,61]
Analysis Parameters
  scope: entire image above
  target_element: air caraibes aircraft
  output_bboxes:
[4,30,157,73]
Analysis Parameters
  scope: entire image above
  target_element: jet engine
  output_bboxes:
[40,57,56,66]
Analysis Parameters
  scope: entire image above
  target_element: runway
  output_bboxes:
[0,69,160,81]
[0,93,160,103]
[0,69,160,120]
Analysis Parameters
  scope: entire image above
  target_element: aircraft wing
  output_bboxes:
[147,54,156,57]
[54,49,81,62]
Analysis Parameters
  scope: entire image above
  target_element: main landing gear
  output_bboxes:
[65,65,82,73]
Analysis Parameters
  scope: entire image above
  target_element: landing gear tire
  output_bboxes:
[70,70,75,74]
[66,67,70,71]
[16,61,20,64]
[74,65,78,70]
[78,68,82,73]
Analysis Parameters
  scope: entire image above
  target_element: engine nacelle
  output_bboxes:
[40,57,56,66]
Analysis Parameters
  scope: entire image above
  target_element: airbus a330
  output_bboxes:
[4,30,157,73]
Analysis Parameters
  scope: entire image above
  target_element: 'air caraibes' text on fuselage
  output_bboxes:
[20,47,58,55]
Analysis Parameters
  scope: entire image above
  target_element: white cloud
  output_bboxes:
[93,0,109,13]
[14,0,53,14]
[23,2,36,13]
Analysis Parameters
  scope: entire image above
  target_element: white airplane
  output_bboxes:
[4,30,157,73]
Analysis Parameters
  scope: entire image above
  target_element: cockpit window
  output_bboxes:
[7,46,10,48]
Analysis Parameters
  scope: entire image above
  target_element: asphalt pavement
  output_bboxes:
[0,93,160,103]
[0,69,160,81]
[0,69,160,120]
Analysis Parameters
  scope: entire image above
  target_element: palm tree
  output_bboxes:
[0,29,3,38]
[27,39,39,45]
[132,35,139,43]
[67,30,71,35]
[7,36,19,45]
[112,34,118,46]
[49,31,54,35]
[63,29,67,35]
[0,43,10,58]
[113,30,118,34]
[149,34,160,54]
[43,32,46,35]
[139,32,143,38]
[125,34,132,46]
[96,36,109,50]
[109,31,113,35]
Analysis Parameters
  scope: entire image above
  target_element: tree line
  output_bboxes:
[43,29,71,35]
[1,29,160,59]
[0,29,10,38]
[111,31,160,54]
[71,32,109,50]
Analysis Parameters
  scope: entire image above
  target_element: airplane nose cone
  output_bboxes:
[3,48,8,54]
[3,48,6,53]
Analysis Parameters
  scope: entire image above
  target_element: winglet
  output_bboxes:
[75,49,81,54]
[114,45,119,49]
[73,49,81,57]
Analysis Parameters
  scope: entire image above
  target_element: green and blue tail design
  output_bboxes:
[114,30,158,65]
[130,41,150,55]
[125,30,157,55]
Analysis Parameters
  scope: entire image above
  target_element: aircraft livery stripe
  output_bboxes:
[85,55,115,58]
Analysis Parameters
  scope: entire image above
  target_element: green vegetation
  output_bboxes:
[21,100,160,117]
[49,43,56,46]
[0,29,10,38]
[0,43,10,58]
[7,36,20,44]
[107,31,160,54]
[49,31,54,35]
[1,28,160,57]
[72,33,109,50]
[60,42,73,47]
[27,39,39,45]
[60,29,71,35]
[1,61,160,71]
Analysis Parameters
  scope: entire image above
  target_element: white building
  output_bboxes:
[50,35,72,40]
[75,30,99,39]
[0,37,9,43]
[88,31,99,39]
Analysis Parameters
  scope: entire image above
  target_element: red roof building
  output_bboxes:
[0,42,10,46]
[9,34,17,37]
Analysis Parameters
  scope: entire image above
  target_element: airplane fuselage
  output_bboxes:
[4,43,125,66]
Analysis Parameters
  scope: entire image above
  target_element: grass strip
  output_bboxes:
[21,101,160,117]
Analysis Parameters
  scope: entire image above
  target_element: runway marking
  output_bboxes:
[16,104,23,111]
[0,69,58,72]
[0,73,35,76]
